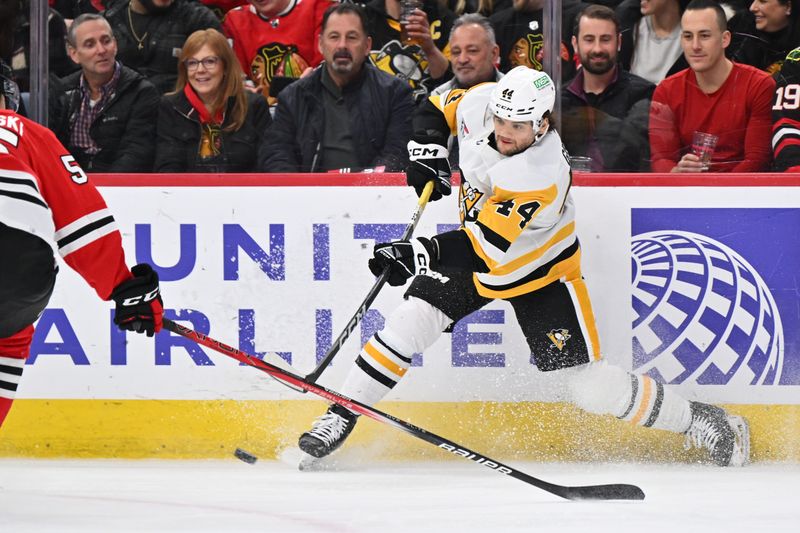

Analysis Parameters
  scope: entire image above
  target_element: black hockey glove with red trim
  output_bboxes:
[369,237,439,286]
[406,140,452,202]
[111,264,164,337]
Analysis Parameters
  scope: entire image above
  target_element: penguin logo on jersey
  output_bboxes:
[459,181,484,223]
[369,41,430,101]
[547,329,571,351]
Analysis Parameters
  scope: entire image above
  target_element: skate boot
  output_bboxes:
[684,402,750,467]
[298,404,359,458]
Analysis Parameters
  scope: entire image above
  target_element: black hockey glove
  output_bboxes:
[111,264,164,337]
[406,140,452,202]
[368,237,439,286]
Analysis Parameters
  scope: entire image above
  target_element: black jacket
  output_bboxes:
[104,0,221,94]
[616,0,688,80]
[560,67,655,172]
[155,91,271,173]
[259,63,415,172]
[50,64,159,172]
[727,11,800,75]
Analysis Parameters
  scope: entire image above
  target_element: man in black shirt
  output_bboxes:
[560,4,654,172]
[260,2,415,172]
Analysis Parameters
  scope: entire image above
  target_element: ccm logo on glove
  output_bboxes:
[119,288,160,307]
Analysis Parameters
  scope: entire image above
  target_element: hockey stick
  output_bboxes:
[303,180,436,385]
[162,318,645,501]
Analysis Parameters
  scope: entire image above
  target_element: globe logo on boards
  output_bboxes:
[631,231,783,385]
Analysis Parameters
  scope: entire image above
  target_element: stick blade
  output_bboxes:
[561,483,645,501]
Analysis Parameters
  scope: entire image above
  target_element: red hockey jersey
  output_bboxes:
[772,47,800,172]
[0,110,131,300]
[222,0,331,103]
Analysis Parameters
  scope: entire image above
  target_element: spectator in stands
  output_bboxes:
[490,0,585,82]
[771,46,800,171]
[649,0,775,172]
[199,0,246,21]
[445,0,504,16]
[431,13,501,165]
[728,0,800,75]
[50,13,159,172]
[0,1,18,63]
[364,0,456,102]
[561,4,655,172]
[51,0,106,19]
[432,13,501,95]
[222,0,331,105]
[103,0,221,94]
[616,0,690,85]
[155,29,271,172]
[5,0,77,94]
[259,2,414,172]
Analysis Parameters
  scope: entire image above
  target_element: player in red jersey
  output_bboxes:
[0,67,164,428]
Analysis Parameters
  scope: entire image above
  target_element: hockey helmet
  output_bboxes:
[0,60,20,112]
[488,66,555,130]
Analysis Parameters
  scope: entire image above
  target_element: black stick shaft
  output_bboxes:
[162,318,645,501]
[304,180,435,384]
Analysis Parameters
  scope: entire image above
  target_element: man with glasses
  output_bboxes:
[50,13,159,172]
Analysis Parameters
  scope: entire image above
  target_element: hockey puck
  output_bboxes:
[234,447,258,464]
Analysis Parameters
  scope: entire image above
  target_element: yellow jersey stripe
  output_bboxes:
[475,254,582,299]
[490,222,576,276]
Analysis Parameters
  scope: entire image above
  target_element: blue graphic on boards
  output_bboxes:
[631,209,799,386]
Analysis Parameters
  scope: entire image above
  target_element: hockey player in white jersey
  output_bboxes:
[298,66,750,467]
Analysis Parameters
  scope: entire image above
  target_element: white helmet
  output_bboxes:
[488,66,555,132]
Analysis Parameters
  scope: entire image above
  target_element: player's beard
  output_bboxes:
[580,52,615,75]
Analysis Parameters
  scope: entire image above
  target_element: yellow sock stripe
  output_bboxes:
[629,377,653,426]
[364,342,408,378]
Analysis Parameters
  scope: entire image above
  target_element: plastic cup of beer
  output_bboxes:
[400,0,423,46]
[691,131,718,170]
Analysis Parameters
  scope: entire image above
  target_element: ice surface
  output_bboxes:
[1,458,797,532]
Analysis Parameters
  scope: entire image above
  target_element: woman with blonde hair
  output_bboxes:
[155,28,271,172]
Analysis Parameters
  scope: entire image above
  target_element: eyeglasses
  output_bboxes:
[184,56,220,71]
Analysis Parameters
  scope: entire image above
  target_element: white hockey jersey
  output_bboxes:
[427,86,580,299]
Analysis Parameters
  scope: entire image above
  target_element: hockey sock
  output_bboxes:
[0,356,26,428]
[339,296,451,407]
[562,361,692,433]
[0,325,34,428]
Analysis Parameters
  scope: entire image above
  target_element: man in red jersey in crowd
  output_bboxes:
[648,0,775,173]
[223,0,333,104]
